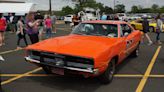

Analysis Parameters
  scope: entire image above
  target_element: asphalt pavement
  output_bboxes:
[0,23,164,92]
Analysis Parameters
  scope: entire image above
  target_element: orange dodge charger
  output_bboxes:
[25,20,142,84]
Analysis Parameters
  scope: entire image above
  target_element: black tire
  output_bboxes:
[99,59,115,84]
[131,25,136,30]
[149,26,154,32]
[131,45,140,57]
[42,66,52,74]
[65,22,68,24]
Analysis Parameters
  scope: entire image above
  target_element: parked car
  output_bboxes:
[130,19,164,32]
[117,13,127,21]
[64,15,73,24]
[25,20,142,84]
[126,14,141,21]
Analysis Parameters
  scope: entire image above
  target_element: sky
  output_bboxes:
[3,0,164,11]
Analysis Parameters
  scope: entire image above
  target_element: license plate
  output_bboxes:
[52,68,64,75]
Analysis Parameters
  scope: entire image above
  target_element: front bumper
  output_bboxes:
[25,56,99,74]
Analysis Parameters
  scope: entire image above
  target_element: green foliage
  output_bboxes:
[74,0,99,12]
[131,5,139,13]
[140,8,152,13]
[151,4,159,13]
[62,0,114,15]
[131,4,164,13]
[102,6,113,14]
[115,4,125,13]
[159,6,164,13]
[61,6,74,15]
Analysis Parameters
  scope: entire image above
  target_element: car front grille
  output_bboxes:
[28,50,94,69]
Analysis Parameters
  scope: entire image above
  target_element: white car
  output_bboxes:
[64,15,73,24]
[126,15,141,21]
[117,13,127,21]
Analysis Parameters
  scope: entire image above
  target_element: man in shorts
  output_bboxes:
[142,16,153,45]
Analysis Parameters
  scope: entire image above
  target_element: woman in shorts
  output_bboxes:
[0,13,7,46]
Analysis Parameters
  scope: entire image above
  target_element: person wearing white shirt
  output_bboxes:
[156,14,163,45]
[9,13,16,33]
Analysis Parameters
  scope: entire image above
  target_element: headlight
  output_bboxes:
[27,50,40,60]
[67,62,94,69]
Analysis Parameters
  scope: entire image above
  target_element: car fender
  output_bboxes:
[94,42,122,73]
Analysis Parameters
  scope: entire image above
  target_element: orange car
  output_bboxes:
[25,20,142,84]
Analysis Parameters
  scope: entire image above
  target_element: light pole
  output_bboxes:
[114,0,115,13]
[49,0,52,15]
[114,0,119,13]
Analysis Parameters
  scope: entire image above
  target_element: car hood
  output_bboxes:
[26,34,120,58]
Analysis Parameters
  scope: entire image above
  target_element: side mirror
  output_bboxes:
[124,32,129,36]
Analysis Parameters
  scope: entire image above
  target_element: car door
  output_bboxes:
[121,24,137,56]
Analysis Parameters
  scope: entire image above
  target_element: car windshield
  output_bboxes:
[71,23,118,37]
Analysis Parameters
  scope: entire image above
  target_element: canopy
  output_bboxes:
[0,3,36,13]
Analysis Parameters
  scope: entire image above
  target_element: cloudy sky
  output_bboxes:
[6,0,164,11]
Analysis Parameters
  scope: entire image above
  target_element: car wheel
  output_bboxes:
[131,45,140,57]
[131,25,136,29]
[65,22,68,24]
[100,59,115,84]
[149,26,154,32]
[42,66,52,74]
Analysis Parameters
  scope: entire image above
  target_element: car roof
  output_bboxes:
[82,20,127,25]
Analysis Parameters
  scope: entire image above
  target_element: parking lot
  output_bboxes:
[0,23,164,92]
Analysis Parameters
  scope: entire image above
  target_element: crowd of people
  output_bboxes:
[140,14,163,45]
[71,13,120,28]
[0,12,57,49]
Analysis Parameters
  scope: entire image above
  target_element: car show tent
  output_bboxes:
[0,3,36,14]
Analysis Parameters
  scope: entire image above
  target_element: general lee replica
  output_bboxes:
[25,20,142,84]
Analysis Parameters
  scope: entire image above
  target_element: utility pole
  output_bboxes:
[114,0,115,13]
[49,0,52,15]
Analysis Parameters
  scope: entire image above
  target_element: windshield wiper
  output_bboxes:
[73,32,86,35]
[88,33,104,36]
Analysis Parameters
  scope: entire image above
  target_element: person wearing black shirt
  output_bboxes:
[142,16,153,45]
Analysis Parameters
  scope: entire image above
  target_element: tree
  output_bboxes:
[131,5,139,13]
[140,8,152,13]
[159,6,164,13]
[151,4,159,13]
[73,0,102,13]
[152,4,159,10]
[137,5,143,12]
[102,6,113,14]
[64,0,113,14]
[61,6,74,15]
[115,4,125,13]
